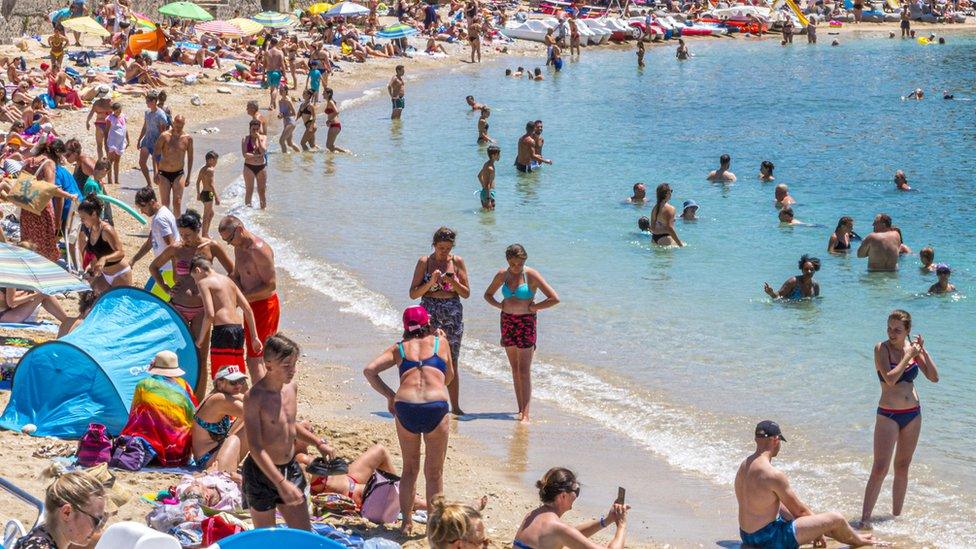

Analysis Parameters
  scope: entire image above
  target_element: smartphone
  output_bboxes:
[615,487,626,505]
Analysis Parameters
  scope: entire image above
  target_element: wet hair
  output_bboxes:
[177,210,202,232]
[505,69,512,75]
[919,246,934,262]
[525,121,535,133]
[427,496,483,549]
[633,182,644,193]
[534,67,542,76]
[64,138,83,155]
[402,323,431,341]
[720,153,731,166]
[798,254,821,271]
[935,263,951,274]
[536,467,577,503]
[135,186,157,206]
[78,194,103,216]
[505,243,528,260]
[652,183,671,221]
[205,150,219,161]
[780,207,795,218]
[835,216,853,231]
[43,471,105,527]
[264,332,301,361]
[876,213,892,228]
[761,160,774,174]
[465,95,474,101]
[93,159,110,172]
[638,216,650,231]
[517,66,524,71]
[190,254,212,271]
[487,145,500,157]
[888,309,911,333]
[432,226,457,245]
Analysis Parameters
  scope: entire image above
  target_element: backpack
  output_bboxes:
[360,469,401,524]
[108,435,156,471]
[76,423,112,467]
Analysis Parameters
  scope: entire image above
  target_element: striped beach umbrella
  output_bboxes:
[158,1,214,21]
[195,19,246,36]
[324,1,371,17]
[228,18,265,35]
[377,23,418,39]
[130,11,158,29]
[250,11,297,27]
[0,243,89,294]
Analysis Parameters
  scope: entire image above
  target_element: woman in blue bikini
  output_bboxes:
[860,309,939,527]
[484,244,559,423]
[364,305,454,535]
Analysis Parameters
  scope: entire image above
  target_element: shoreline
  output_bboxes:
[3,26,973,548]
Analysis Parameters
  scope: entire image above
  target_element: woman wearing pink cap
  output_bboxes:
[484,244,560,423]
[364,305,454,534]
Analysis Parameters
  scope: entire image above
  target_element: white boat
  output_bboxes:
[502,19,553,42]
[706,5,772,22]
[576,19,611,44]
[586,17,633,40]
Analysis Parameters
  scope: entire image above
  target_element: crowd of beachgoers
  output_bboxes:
[0,0,968,546]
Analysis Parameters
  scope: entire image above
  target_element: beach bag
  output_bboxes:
[360,470,401,524]
[200,514,244,545]
[1,174,61,216]
[108,435,155,471]
[77,423,112,467]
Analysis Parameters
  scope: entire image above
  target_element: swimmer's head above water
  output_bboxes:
[638,216,650,232]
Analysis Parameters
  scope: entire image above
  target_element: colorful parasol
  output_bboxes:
[130,11,158,29]
[250,11,298,27]
[0,243,89,294]
[227,18,265,35]
[194,19,246,36]
[376,23,418,39]
[158,1,214,21]
[324,1,371,17]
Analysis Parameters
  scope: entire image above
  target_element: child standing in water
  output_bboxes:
[196,151,220,238]
[479,146,499,211]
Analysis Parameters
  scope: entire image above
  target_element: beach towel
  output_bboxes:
[120,375,197,467]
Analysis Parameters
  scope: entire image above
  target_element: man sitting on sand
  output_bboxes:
[243,334,334,530]
[857,213,901,271]
[190,255,262,380]
[735,421,880,549]
[707,153,737,182]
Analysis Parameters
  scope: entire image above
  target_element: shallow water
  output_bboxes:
[232,35,976,546]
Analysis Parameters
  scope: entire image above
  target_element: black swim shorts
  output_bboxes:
[241,455,308,512]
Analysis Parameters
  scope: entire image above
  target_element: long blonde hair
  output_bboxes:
[44,470,106,526]
[427,495,482,549]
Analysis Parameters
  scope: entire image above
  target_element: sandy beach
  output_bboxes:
[2,7,974,547]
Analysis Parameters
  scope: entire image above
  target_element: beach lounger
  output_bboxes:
[0,476,43,549]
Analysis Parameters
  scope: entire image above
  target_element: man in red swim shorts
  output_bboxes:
[219,215,278,383]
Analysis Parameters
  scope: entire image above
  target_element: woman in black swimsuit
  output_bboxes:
[827,216,856,253]
[298,88,317,152]
[241,120,268,209]
[77,195,131,293]
[650,183,684,247]
[477,106,495,144]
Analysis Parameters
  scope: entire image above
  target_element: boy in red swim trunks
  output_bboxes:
[218,215,278,383]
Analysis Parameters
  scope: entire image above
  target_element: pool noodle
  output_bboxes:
[97,194,146,224]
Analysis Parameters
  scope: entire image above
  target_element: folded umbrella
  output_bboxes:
[0,243,89,294]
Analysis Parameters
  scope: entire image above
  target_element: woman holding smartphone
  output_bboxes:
[409,227,471,416]
[860,309,939,527]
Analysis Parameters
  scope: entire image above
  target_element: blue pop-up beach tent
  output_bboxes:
[0,287,197,438]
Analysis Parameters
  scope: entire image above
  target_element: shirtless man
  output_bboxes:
[893,170,911,191]
[707,153,737,182]
[515,121,551,173]
[155,114,194,216]
[857,214,901,271]
[628,183,648,204]
[774,184,795,210]
[735,421,879,548]
[242,334,334,530]
[218,216,278,382]
[264,38,286,111]
[478,145,499,210]
[388,65,405,120]
[191,255,262,380]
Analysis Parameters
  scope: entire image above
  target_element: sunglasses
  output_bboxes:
[221,226,238,244]
[74,506,107,531]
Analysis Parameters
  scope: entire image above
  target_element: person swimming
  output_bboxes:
[763,254,821,300]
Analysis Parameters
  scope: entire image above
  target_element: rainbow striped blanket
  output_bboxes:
[121,376,197,467]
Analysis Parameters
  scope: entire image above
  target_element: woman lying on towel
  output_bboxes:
[305,443,429,511]
[0,285,76,336]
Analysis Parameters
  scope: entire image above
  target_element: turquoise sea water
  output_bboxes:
[231,35,975,546]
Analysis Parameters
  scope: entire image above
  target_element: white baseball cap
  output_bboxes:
[214,365,247,382]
